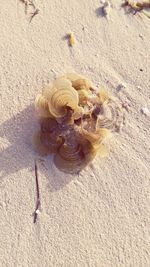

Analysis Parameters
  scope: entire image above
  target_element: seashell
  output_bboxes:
[78,89,89,105]
[81,115,97,132]
[53,77,72,90]
[73,106,84,120]
[40,117,59,133]
[46,85,79,118]
[96,99,123,132]
[98,88,110,104]
[64,73,92,90]
[72,79,91,91]
[32,130,63,155]
[97,143,109,158]
[40,132,63,153]
[91,105,102,120]
[82,128,111,146]
[35,94,52,118]
[54,140,97,173]
[65,72,87,82]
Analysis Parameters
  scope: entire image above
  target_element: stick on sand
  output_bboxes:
[33,159,41,223]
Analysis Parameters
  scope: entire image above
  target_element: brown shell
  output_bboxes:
[82,128,111,146]
[54,140,97,173]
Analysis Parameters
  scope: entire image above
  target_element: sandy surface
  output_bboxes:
[0,0,150,266]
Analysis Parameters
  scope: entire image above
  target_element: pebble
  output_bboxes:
[102,1,111,18]
[141,107,150,116]
[35,209,40,214]
[117,83,126,92]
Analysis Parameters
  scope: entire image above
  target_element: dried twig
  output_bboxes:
[29,8,40,23]
[33,159,41,223]
[28,0,36,9]
[19,0,28,14]
[19,0,40,21]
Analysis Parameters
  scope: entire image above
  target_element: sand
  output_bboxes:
[0,0,150,266]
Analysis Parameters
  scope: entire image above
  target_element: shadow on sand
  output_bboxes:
[0,105,76,191]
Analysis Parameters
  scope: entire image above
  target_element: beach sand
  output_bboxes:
[0,0,150,266]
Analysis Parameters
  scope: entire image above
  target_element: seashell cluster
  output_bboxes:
[33,73,123,173]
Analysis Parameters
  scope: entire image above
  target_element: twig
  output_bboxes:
[19,0,28,14]
[33,159,41,223]
[29,8,39,23]
[28,0,36,9]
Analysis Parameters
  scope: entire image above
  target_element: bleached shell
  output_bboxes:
[64,72,86,82]
[64,73,91,90]
[47,86,79,118]
[73,106,84,120]
[78,89,89,105]
[53,77,72,90]
[35,94,52,118]
[72,79,91,91]
[96,99,123,132]
[98,88,110,104]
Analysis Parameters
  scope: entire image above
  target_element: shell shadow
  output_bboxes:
[40,159,77,192]
[0,105,37,180]
[0,105,76,191]
[95,7,105,17]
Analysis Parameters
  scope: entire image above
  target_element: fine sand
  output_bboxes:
[0,1,150,266]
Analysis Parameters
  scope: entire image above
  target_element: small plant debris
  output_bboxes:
[29,8,40,23]
[19,0,40,22]
[122,0,150,17]
[68,33,75,46]
[141,107,150,116]
[33,159,41,223]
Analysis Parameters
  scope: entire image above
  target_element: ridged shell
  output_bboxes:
[64,73,91,90]
[64,73,86,82]
[98,88,109,104]
[35,94,52,118]
[78,89,89,105]
[40,117,59,133]
[96,99,123,132]
[73,106,84,120]
[82,128,111,146]
[54,140,97,173]
[45,82,79,118]
[32,130,63,155]
[40,132,63,153]
[72,79,91,91]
